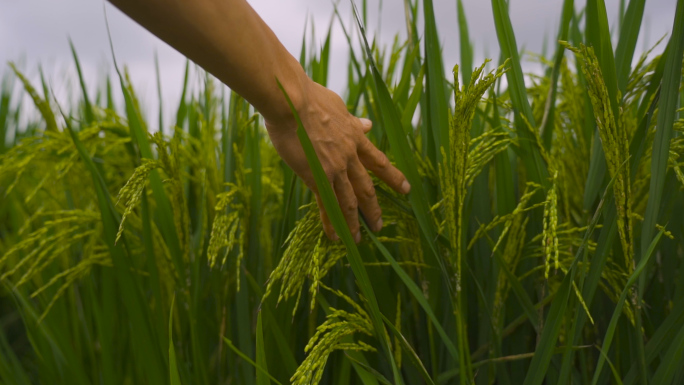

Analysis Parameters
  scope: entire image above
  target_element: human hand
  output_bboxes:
[265,79,411,242]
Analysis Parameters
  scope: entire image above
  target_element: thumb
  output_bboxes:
[359,118,373,134]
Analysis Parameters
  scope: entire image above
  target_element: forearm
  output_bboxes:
[108,0,410,240]
[108,0,308,123]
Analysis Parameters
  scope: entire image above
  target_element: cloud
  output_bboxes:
[0,0,677,124]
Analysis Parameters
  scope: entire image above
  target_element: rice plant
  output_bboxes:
[1,0,684,384]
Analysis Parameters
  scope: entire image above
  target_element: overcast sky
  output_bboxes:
[0,0,677,125]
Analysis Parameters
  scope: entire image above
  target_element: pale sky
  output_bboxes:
[0,0,677,126]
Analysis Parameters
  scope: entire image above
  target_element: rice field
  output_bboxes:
[1,0,684,384]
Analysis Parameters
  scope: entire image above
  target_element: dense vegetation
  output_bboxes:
[1,0,684,384]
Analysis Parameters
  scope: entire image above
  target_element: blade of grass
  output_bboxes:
[277,78,403,384]
[423,0,449,164]
[104,19,186,281]
[522,168,617,385]
[69,39,94,125]
[381,314,436,385]
[176,60,190,130]
[222,337,283,385]
[169,296,182,385]
[614,0,646,93]
[558,81,662,383]
[256,312,270,385]
[155,52,164,133]
[490,0,549,187]
[639,0,684,264]
[590,229,665,384]
[581,0,620,209]
[351,1,452,300]
[243,270,298,377]
[344,354,393,385]
[456,0,473,85]
[593,345,624,385]
[61,111,166,384]
[362,221,458,361]
[623,297,684,385]
[0,327,31,385]
[540,0,574,149]
[649,321,684,384]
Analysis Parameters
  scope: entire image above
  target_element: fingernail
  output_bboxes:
[360,118,372,128]
[375,218,383,232]
[354,231,361,243]
[401,180,411,194]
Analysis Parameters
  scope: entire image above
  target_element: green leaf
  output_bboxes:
[490,0,549,187]
[381,314,436,385]
[69,39,94,125]
[169,296,182,385]
[639,0,684,261]
[363,222,459,361]
[222,337,283,385]
[423,0,449,164]
[591,229,666,384]
[256,312,270,385]
[539,0,574,148]
[522,170,616,385]
[614,0,646,93]
[351,2,453,301]
[62,112,166,384]
[649,320,684,384]
[456,0,473,85]
[276,78,403,384]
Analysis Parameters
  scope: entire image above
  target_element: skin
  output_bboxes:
[107,0,410,242]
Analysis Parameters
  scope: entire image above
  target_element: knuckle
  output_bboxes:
[376,153,390,169]
[324,168,337,182]
[325,162,347,179]
[362,182,376,199]
[345,196,358,212]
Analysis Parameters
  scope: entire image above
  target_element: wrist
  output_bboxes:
[265,60,311,127]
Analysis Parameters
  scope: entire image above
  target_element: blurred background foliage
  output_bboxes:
[1,0,684,384]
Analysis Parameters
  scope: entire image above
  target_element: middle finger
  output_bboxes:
[334,174,361,243]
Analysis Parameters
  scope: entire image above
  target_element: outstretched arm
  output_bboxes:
[107,0,410,241]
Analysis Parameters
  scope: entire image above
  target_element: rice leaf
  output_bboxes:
[539,0,573,148]
[639,0,684,260]
[456,0,473,85]
[351,1,451,298]
[614,0,646,93]
[363,222,459,361]
[590,229,665,384]
[649,321,684,384]
[222,337,283,385]
[276,78,403,384]
[423,0,449,164]
[62,112,166,384]
[381,314,436,385]
[522,168,616,385]
[169,296,182,385]
[256,312,270,385]
[69,39,94,125]
[490,0,549,187]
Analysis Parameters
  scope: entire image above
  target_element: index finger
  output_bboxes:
[357,136,411,195]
